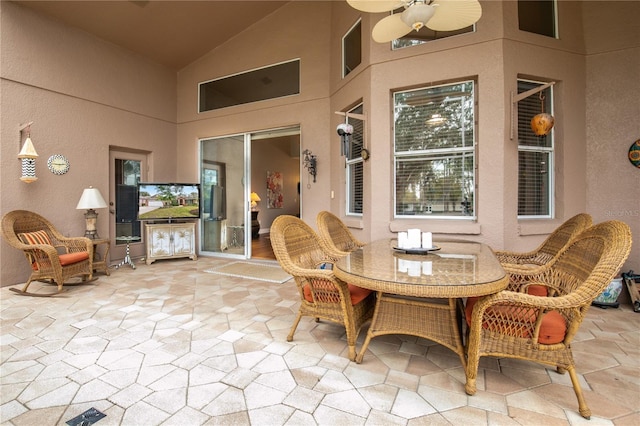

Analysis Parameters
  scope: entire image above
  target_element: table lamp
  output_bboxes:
[250,192,261,211]
[76,186,108,239]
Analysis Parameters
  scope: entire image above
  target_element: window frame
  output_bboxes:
[345,103,365,216]
[517,0,558,39]
[198,59,300,113]
[517,78,555,219]
[342,19,362,78]
[393,80,477,220]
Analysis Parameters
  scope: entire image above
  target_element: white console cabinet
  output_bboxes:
[145,222,197,265]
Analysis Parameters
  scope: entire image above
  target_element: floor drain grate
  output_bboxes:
[65,407,106,426]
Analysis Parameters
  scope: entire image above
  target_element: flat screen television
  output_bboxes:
[137,183,201,221]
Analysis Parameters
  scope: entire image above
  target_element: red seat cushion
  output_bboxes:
[525,284,548,297]
[304,282,372,305]
[59,251,90,266]
[465,296,566,345]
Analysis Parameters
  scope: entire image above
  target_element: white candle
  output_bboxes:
[422,261,432,275]
[408,229,421,248]
[398,258,408,273]
[408,260,420,277]
[398,232,408,248]
[422,232,433,249]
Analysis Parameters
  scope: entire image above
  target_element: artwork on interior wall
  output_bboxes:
[267,171,284,209]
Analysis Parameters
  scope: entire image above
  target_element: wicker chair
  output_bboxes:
[465,220,632,419]
[270,215,375,361]
[1,210,94,295]
[316,210,365,260]
[494,213,593,272]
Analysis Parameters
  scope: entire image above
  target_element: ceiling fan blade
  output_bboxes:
[372,13,412,43]
[426,0,482,31]
[347,0,407,14]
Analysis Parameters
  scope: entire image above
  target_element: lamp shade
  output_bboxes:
[250,192,261,203]
[76,186,108,210]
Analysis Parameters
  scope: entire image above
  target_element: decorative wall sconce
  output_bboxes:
[336,123,353,157]
[76,186,108,239]
[18,122,38,183]
[302,149,317,184]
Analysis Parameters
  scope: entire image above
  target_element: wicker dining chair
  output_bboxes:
[494,213,593,271]
[465,220,632,419]
[270,215,375,361]
[316,210,366,260]
[1,210,94,295]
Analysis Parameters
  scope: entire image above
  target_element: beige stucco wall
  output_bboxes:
[1,0,638,287]
[583,1,640,278]
[1,2,177,286]
[176,0,333,225]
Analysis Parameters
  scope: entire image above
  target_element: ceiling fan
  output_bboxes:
[347,0,482,43]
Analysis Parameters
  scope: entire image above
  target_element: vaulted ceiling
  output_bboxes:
[13,1,290,70]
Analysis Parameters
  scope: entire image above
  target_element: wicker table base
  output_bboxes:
[356,294,466,366]
[334,239,508,366]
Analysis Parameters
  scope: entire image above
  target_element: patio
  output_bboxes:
[1,257,638,425]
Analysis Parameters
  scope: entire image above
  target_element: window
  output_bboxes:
[343,20,361,77]
[345,104,364,215]
[394,81,476,218]
[518,0,557,38]
[199,59,300,112]
[392,9,475,50]
[114,159,141,241]
[517,79,554,218]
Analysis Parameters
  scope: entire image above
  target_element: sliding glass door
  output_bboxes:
[200,134,248,258]
[200,126,301,259]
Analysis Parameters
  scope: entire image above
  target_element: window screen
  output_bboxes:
[394,81,476,218]
[346,104,364,215]
[517,79,554,217]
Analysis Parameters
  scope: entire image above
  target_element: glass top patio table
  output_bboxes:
[334,239,507,298]
[334,239,508,364]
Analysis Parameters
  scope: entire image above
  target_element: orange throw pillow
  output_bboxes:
[18,230,52,246]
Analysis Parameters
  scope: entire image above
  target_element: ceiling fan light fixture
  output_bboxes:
[401,3,436,31]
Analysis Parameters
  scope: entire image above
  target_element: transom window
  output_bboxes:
[518,0,557,38]
[343,20,362,77]
[199,59,300,112]
[394,81,476,219]
[517,79,554,218]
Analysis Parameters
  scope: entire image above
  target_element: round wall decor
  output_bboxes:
[47,154,70,175]
[629,139,640,168]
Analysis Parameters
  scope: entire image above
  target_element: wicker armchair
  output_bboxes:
[1,210,94,295]
[270,215,375,361]
[494,213,592,271]
[316,210,365,260]
[465,220,632,419]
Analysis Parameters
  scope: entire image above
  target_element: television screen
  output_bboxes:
[137,183,201,221]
